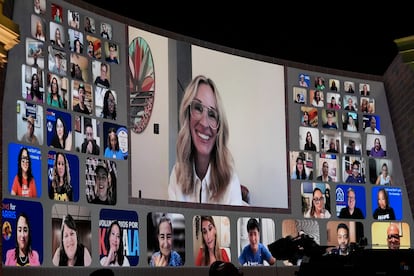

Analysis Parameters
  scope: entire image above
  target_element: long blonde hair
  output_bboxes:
[175,75,233,201]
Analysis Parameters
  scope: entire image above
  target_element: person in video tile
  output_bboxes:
[168,75,243,205]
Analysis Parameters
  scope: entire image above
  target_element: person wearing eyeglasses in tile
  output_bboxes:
[168,75,243,205]
[11,147,37,198]
[345,160,365,183]
[304,187,331,218]
[386,223,400,250]
[21,116,40,145]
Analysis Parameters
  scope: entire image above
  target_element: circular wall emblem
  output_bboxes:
[128,37,155,134]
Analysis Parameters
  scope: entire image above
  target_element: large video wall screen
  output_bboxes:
[2,0,414,273]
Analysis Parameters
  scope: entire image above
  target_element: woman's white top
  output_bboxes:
[304,209,331,219]
[379,174,391,185]
[168,163,243,205]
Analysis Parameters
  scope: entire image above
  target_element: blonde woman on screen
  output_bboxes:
[168,75,243,205]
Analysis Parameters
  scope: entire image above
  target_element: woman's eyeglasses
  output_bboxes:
[189,100,219,129]
[313,197,324,203]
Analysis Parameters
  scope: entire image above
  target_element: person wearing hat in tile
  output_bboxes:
[51,51,65,75]
[73,83,90,114]
[21,116,40,145]
[91,162,115,205]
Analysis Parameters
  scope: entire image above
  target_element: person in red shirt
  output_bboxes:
[11,147,37,197]
[195,216,230,266]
